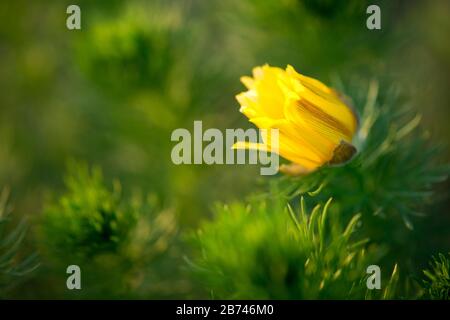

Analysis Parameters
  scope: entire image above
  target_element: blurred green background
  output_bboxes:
[0,0,449,299]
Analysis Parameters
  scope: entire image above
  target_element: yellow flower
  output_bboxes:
[234,64,358,175]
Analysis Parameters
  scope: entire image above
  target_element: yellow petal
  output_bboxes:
[240,76,255,89]
[235,64,359,173]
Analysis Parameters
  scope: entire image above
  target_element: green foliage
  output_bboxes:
[422,253,450,300]
[190,193,393,299]
[0,188,39,295]
[77,1,182,94]
[41,163,139,260]
[39,163,180,298]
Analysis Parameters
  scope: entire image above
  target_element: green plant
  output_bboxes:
[76,1,182,95]
[190,192,398,299]
[0,188,39,296]
[39,162,180,298]
[41,163,139,260]
[422,253,450,300]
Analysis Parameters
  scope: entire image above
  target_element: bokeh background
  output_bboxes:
[0,0,449,299]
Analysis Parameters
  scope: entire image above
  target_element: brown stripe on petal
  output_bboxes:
[297,99,353,139]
